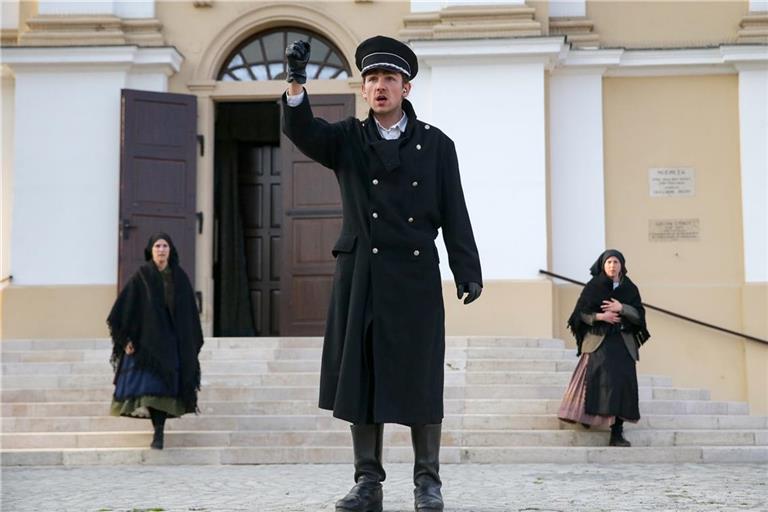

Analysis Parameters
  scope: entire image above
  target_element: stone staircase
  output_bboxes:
[1,337,766,465]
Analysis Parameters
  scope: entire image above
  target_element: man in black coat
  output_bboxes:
[283,35,482,512]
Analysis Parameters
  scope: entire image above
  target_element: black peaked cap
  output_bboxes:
[355,35,418,80]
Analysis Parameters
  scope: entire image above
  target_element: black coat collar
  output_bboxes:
[364,99,417,173]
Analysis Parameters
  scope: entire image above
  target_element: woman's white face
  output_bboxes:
[603,256,622,280]
[152,239,170,266]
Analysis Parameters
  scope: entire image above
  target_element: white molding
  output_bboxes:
[0,46,182,74]
[557,46,768,77]
[410,0,526,13]
[412,37,568,68]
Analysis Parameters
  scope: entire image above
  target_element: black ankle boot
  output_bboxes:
[411,423,443,512]
[149,408,166,450]
[336,424,385,512]
[609,418,631,447]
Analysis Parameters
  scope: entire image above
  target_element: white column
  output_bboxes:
[411,38,565,280]
[38,0,154,18]
[549,68,606,282]
[737,65,768,283]
[1,46,181,286]
[549,0,586,18]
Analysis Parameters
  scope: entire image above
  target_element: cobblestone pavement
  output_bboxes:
[2,463,766,512]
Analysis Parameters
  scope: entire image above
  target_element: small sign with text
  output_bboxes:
[649,168,695,197]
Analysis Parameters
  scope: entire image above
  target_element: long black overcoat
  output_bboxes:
[282,93,482,425]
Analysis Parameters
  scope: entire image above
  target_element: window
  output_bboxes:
[218,28,351,82]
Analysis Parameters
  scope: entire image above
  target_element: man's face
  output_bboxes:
[361,69,411,116]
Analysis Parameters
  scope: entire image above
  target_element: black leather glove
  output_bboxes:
[285,40,311,84]
[457,282,482,305]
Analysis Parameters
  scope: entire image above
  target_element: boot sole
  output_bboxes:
[335,507,382,512]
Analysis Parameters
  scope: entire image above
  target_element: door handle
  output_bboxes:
[120,218,137,240]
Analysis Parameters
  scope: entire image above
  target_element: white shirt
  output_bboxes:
[287,89,408,140]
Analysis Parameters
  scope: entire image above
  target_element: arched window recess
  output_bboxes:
[218,27,351,82]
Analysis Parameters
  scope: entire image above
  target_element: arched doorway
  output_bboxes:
[213,27,355,337]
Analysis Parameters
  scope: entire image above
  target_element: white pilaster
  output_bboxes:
[411,38,566,280]
[737,65,768,282]
[1,46,182,286]
[549,67,606,282]
[1,0,20,30]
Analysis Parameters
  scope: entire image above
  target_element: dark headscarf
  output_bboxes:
[144,232,179,267]
[568,249,650,355]
[108,233,203,413]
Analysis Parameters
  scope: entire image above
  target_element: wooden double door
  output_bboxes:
[117,90,355,337]
[236,95,354,336]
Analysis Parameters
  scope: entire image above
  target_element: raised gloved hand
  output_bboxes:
[457,282,482,305]
[285,40,311,84]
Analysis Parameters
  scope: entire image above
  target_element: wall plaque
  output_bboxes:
[649,219,700,242]
[649,167,695,197]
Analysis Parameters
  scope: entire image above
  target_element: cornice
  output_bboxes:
[0,45,183,75]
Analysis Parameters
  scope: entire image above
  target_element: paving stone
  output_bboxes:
[3,463,766,511]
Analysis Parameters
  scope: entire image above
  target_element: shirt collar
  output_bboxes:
[374,112,408,135]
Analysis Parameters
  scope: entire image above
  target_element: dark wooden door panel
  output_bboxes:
[240,145,282,336]
[280,94,355,336]
[119,89,197,292]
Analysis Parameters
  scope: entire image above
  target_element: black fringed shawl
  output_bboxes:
[567,250,651,356]
[108,259,203,413]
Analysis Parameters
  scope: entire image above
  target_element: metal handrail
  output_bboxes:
[539,269,768,346]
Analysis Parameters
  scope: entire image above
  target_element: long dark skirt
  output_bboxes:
[111,331,186,419]
[584,332,640,421]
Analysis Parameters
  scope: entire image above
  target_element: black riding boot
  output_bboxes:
[149,408,166,450]
[411,423,443,512]
[609,418,631,447]
[336,424,385,512]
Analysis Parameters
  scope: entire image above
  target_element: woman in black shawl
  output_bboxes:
[108,233,203,450]
[558,249,650,447]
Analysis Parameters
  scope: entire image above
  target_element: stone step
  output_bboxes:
[0,346,578,363]
[0,337,567,351]
[0,358,581,375]
[0,384,706,403]
[2,445,766,466]
[2,399,754,419]
[0,371,675,390]
[4,411,766,434]
[3,428,766,450]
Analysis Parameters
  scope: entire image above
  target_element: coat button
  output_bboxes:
[416,144,422,150]
[408,217,414,223]
[424,124,430,130]
[372,179,379,185]
[372,248,379,254]
[412,181,419,187]
[372,212,378,219]
[413,250,420,256]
